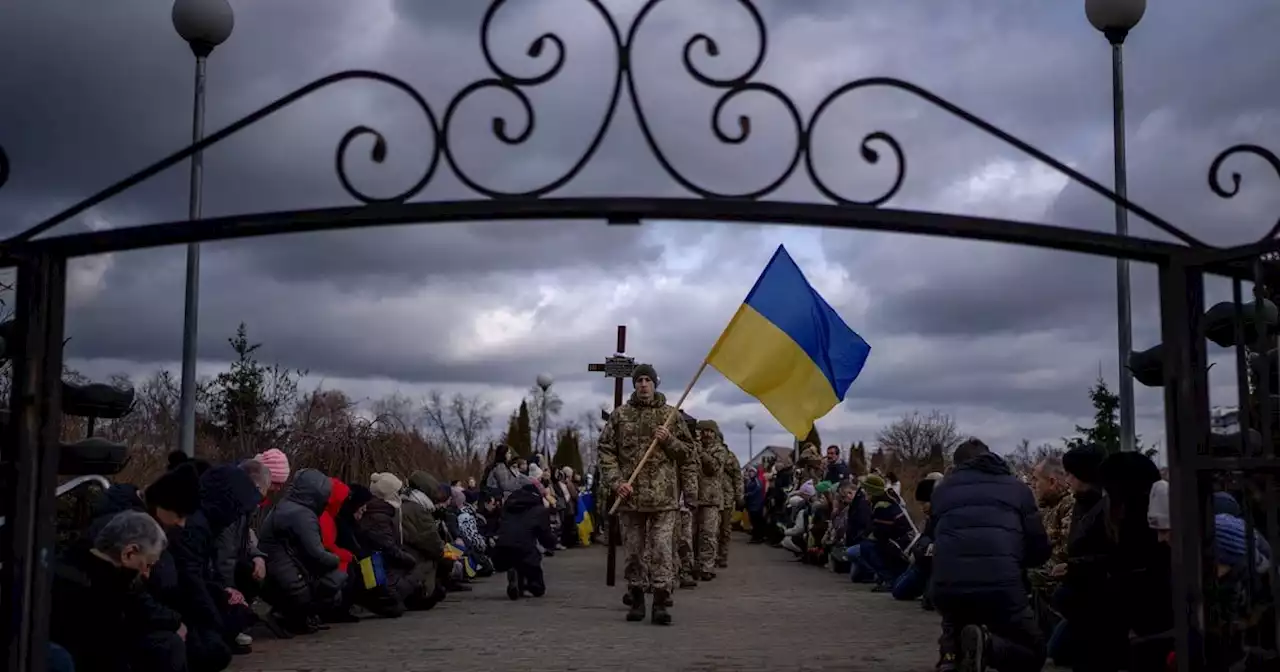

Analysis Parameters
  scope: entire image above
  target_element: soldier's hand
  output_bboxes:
[654,425,672,445]
[1049,562,1067,577]
[616,482,634,499]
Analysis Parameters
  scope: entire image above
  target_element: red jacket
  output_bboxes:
[319,477,353,572]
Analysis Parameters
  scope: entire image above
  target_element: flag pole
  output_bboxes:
[607,359,710,515]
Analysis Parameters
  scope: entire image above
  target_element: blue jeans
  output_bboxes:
[1047,620,1073,666]
[858,539,904,586]
[891,563,927,601]
[846,545,874,583]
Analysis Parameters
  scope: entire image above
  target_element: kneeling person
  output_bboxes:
[492,484,558,600]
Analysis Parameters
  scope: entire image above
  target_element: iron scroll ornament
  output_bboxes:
[4,0,1280,248]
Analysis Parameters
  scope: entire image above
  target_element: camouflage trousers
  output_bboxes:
[621,509,677,592]
[694,506,721,574]
[717,506,733,565]
[670,508,695,582]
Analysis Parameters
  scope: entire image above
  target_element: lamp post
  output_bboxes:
[1086,0,1144,453]
[536,373,554,464]
[172,0,234,457]
[745,421,755,463]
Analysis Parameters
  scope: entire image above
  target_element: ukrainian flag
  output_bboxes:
[707,245,871,438]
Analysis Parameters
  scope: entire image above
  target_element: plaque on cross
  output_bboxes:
[588,325,631,410]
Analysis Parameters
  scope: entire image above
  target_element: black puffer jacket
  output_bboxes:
[257,468,341,602]
[929,453,1050,616]
[355,499,420,601]
[83,485,184,633]
[491,487,557,571]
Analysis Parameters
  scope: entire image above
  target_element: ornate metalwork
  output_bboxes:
[5,0,1271,252]
[1209,144,1280,241]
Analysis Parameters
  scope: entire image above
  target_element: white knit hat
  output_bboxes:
[1147,480,1171,531]
[370,472,404,508]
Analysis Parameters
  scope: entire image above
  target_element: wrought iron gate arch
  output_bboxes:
[3,1,1280,671]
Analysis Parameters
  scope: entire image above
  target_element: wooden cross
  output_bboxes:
[587,325,632,411]
[588,325,630,587]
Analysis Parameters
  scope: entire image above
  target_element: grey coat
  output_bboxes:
[213,515,267,587]
[257,469,342,604]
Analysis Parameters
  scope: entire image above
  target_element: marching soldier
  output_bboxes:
[673,414,701,590]
[693,419,726,580]
[717,434,744,569]
[599,363,693,626]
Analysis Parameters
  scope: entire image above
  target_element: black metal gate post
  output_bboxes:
[1158,256,1211,672]
[1,252,68,672]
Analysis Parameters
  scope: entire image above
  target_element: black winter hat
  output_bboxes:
[1062,443,1107,485]
[914,478,938,504]
[632,363,658,387]
[145,462,202,516]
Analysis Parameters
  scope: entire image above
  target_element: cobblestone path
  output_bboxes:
[231,536,942,671]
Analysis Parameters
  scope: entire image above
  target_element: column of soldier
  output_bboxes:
[597,363,744,626]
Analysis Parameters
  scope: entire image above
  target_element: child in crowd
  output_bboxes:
[491,484,558,600]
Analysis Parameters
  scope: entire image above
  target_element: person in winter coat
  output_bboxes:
[492,484,559,600]
[166,464,264,669]
[212,461,270,626]
[1049,443,1108,668]
[51,510,189,672]
[483,444,531,497]
[314,476,360,623]
[352,473,419,617]
[858,474,915,591]
[930,439,1050,672]
[743,469,767,544]
[893,472,943,606]
[401,471,449,609]
[844,480,875,582]
[257,468,345,634]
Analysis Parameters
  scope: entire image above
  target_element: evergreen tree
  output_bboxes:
[500,411,519,448]
[1065,377,1138,454]
[802,424,822,448]
[552,426,584,474]
[515,399,534,457]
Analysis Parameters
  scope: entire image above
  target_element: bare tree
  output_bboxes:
[578,409,604,470]
[1006,438,1064,475]
[526,384,563,456]
[874,410,962,465]
[420,390,494,460]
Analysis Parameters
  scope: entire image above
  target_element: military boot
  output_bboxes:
[679,573,697,589]
[625,587,646,622]
[650,589,673,625]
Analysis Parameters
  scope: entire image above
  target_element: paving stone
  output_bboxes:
[231,536,943,672]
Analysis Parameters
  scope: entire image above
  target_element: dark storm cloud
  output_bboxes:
[5,0,1278,451]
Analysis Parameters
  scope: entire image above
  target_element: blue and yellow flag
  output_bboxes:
[358,552,387,590]
[707,245,871,438]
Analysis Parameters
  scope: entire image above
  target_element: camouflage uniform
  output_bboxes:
[599,389,693,596]
[694,420,725,575]
[796,443,825,486]
[717,440,744,567]
[672,418,701,586]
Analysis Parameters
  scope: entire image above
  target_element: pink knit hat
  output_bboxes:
[254,449,291,485]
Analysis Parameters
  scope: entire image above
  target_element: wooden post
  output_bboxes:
[587,325,630,586]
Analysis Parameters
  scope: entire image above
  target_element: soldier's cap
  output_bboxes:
[695,419,721,435]
[632,363,658,387]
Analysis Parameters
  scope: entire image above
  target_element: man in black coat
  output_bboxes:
[930,439,1051,672]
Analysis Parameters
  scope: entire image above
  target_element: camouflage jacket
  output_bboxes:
[678,433,701,507]
[598,391,693,513]
[720,445,744,509]
[1040,489,1075,567]
[696,438,725,508]
[797,444,825,485]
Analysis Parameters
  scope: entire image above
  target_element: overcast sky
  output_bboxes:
[2,0,1278,462]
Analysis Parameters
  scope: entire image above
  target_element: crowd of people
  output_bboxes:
[47,444,600,672]
[37,355,1280,672]
[745,438,1278,671]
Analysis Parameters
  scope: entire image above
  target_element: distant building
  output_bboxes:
[744,446,793,470]
[1210,406,1239,435]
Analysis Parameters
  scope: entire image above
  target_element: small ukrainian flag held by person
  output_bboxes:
[706,245,871,438]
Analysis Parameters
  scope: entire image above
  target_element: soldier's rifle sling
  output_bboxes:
[607,359,710,516]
